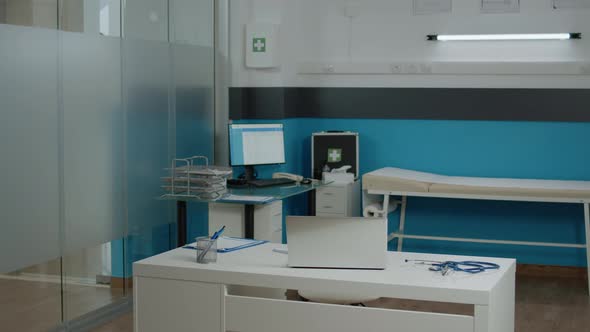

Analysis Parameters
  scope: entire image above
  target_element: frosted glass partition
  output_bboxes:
[60,0,121,36]
[123,0,168,42]
[173,43,214,158]
[61,31,125,254]
[123,0,215,261]
[124,37,176,262]
[170,0,214,46]
[1,0,215,328]
[0,24,61,273]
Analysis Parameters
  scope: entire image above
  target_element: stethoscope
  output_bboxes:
[405,259,500,276]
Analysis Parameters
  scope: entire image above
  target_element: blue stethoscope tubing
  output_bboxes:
[405,259,500,274]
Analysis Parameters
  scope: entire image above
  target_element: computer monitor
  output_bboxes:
[229,123,286,180]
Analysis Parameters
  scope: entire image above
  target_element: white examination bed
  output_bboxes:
[362,167,590,293]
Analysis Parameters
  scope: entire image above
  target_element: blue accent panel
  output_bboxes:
[238,118,590,267]
[110,239,125,278]
[229,127,245,165]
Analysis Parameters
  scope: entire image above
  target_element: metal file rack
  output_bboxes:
[161,156,232,201]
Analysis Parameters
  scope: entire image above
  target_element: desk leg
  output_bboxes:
[474,264,515,332]
[245,204,255,239]
[397,196,408,252]
[584,203,590,295]
[177,201,187,247]
[308,189,316,216]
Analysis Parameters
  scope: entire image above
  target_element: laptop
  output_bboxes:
[286,216,387,270]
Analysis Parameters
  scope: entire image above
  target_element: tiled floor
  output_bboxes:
[92,312,133,332]
[0,278,124,331]
[90,275,590,332]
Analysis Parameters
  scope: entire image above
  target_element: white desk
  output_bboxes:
[133,243,516,332]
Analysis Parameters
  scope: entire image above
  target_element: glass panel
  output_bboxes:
[60,28,127,320]
[0,0,58,29]
[159,182,332,205]
[0,1,5,22]
[123,0,168,42]
[0,24,61,275]
[0,23,61,332]
[0,259,63,331]
[60,0,121,37]
[1,0,216,328]
[62,241,125,321]
[169,0,213,46]
[61,31,125,256]
[170,0,215,241]
[123,0,216,268]
[123,0,175,272]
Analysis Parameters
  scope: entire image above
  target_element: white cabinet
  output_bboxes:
[209,200,283,243]
[316,181,361,217]
[134,277,224,332]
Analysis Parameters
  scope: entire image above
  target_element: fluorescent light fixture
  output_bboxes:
[427,33,582,41]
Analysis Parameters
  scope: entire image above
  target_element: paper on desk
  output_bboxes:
[221,194,274,203]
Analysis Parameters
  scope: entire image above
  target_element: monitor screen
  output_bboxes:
[229,124,286,166]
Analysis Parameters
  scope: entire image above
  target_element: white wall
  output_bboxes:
[230,0,590,88]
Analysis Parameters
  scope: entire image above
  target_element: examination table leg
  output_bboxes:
[397,196,408,252]
[585,203,590,295]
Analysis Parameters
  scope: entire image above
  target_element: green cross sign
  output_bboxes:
[253,37,266,53]
[327,149,342,163]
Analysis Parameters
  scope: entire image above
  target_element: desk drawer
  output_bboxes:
[226,295,474,332]
[317,186,346,201]
[316,187,346,214]
[316,198,346,214]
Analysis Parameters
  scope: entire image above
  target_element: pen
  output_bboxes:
[198,225,225,262]
[211,225,226,240]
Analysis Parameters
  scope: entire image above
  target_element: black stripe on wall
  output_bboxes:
[229,87,590,122]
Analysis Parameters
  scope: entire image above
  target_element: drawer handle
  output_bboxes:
[323,206,333,209]
[323,193,334,196]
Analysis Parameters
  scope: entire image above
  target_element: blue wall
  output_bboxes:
[241,118,590,267]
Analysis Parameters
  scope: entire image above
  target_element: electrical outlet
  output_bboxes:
[420,64,433,74]
[404,64,419,74]
[323,65,335,74]
[581,64,590,75]
[481,0,520,14]
[390,64,403,74]
[413,0,452,15]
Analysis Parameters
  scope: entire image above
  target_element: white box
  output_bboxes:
[245,23,280,69]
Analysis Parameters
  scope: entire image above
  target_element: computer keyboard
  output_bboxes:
[227,179,249,188]
[248,178,296,188]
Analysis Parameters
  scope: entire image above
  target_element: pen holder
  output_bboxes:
[196,236,218,264]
